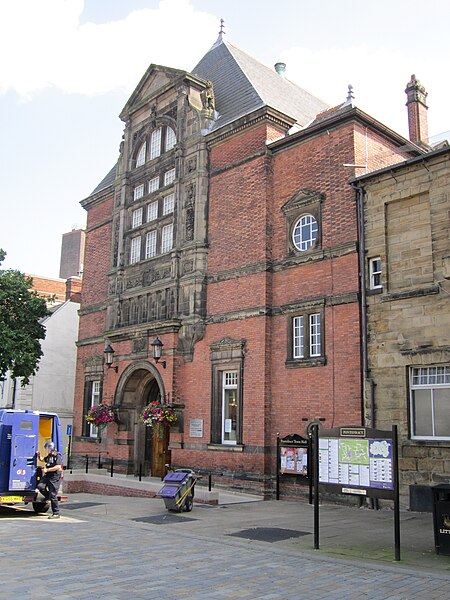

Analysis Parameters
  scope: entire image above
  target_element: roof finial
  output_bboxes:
[346,84,355,104]
[219,18,225,38]
[274,62,286,77]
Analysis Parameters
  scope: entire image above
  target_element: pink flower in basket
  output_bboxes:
[85,403,115,427]
[140,401,177,429]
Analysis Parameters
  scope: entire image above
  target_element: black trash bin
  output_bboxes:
[431,484,450,556]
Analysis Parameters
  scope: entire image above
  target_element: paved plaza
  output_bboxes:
[1,492,450,599]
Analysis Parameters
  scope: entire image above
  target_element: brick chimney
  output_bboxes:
[65,276,82,303]
[405,74,429,145]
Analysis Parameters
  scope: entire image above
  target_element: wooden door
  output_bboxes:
[151,425,171,478]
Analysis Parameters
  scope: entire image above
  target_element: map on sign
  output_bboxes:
[339,440,368,465]
[319,437,393,490]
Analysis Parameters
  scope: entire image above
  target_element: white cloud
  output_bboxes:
[0,0,217,98]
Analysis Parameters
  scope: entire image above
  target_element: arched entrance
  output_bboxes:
[115,361,170,477]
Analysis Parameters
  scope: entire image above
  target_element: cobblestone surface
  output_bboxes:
[1,494,449,599]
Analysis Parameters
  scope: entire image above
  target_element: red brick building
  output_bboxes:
[72,36,423,495]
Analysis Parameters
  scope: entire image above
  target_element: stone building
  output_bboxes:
[354,140,450,508]
[72,34,422,495]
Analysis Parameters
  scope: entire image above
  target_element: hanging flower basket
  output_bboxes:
[85,403,116,437]
[139,402,177,438]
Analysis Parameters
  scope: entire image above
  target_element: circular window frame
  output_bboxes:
[292,214,319,252]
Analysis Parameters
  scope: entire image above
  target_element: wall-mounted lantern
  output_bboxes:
[104,343,118,373]
[151,336,166,369]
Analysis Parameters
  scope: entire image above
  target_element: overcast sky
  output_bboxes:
[1,0,448,277]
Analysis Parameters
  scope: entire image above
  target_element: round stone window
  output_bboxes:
[292,214,318,251]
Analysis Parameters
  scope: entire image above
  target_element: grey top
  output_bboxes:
[193,37,329,131]
[90,164,117,196]
[88,38,329,196]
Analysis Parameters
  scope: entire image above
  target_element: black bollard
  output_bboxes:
[110,457,114,477]
[139,463,142,482]
[98,453,102,469]
[85,454,89,474]
[208,472,212,492]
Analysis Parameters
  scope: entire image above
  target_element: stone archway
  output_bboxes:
[114,361,168,476]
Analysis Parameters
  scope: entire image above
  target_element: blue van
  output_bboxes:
[0,409,64,513]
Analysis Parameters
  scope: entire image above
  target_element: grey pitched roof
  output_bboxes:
[90,163,117,196]
[192,37,329,131]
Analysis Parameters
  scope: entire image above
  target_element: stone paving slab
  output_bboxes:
[1,493,450,599]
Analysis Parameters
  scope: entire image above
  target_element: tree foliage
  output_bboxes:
[0,249,50,384]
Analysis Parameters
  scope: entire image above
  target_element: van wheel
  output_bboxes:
[33,501,50,514]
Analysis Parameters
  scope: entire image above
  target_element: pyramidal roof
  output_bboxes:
[87,37,331,198]
[192,36,329,131]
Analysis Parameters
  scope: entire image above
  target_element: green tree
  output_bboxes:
[0,249,50,385]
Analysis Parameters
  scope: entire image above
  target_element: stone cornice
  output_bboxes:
[80,185,115,211]
[103,319,182,342]
[206,292,358,324]
[381,285,439,302]
[207,242,357,283]
[269,106,424,156]
[78,302,109,317]
[205,106,294,147]
[210,149,268,178]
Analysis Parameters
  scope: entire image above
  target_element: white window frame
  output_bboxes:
[161,223,173,254]
[132,207,143,228]
[164,168,176,186]
[163,193,175,216]
[133,184,144,201]
[410,366,450,441]
[309,313,321,357]
[369,257,382,290]
[292,312,322,360]
[136,142,146,167]
[293,316,304,359]
[148,176,159,193]
[150,128,162,160]
[130,236,141,264]
[145,230,157,259]
[147,201,158,222]
[222,370,238,445]
[165,127,176,151]
[292,214,319,252]
[88,381,101,438]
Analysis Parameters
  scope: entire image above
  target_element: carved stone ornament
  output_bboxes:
[186,183,196,208]
[210,337,246,351]
[126,276,142,290]
[185,208,194,241]
[182,260,194,274]
[281,189,325,216]
[186,157,197,174]
[143,269,155,287]
[200,81,215,112]
[132,337,147,354]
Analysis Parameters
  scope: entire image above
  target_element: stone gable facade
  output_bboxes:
[356,147,450,507]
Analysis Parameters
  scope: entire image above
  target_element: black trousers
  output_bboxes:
[37,477,60,515]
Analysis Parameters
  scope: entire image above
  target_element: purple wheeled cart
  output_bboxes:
[159,470,197,512]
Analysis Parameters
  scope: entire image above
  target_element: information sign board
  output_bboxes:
[318,426,394,499]
[278,434,309,476]
[189,419,203,438]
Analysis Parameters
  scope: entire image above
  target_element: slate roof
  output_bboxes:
[192,37,329,131]
[90,163,117,196]
[88,37,330,196]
